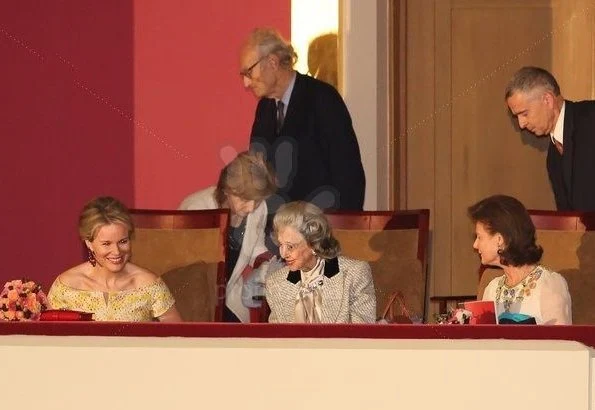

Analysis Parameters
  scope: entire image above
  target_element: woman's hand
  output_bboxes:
[158,305,182,322]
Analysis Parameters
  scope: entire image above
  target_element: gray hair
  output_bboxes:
[245,27,297,70]
[273,201,341,259]
[504,66,561,99]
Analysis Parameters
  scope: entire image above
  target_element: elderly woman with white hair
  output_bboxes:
[265,201,376,323]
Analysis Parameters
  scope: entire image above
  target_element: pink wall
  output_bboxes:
[0,1,134,290]
[0,1,290,289]
[133,1,291,209]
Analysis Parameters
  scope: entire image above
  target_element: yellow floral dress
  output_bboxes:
[47,279,175,321]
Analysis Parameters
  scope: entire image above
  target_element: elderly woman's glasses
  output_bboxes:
[240,55,267,79]
[278,241,304,254]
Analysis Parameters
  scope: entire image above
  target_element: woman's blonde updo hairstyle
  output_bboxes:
[79,196,134,242]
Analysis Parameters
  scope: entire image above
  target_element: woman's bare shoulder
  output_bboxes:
[55,263,91,287]
[126,263,161,287]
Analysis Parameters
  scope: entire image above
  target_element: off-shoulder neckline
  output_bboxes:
[55,277,165,294]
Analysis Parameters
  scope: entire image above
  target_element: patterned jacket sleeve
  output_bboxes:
[265,272,279,323]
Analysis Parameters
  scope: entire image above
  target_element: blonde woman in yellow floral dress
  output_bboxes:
[469,195,571,325]
[48,197,181,322]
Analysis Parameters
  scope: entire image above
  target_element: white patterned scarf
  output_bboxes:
[294,258,325,323]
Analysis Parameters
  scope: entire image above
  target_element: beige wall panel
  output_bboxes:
[432,1,454,298]
[406,0,563,305]
[551,0,595,100]
[405,0,595,306]
[449,3,554,294]
[406,1,443,298]
[1,336,592,410]
[406,0,435,212]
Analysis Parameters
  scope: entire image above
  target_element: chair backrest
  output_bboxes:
[325,209,430,322]
[130,209,229,322]
[477,210,595,324]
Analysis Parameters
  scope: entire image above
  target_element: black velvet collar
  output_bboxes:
[286,257,339,284]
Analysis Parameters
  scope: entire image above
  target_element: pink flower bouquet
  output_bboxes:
[0,279,49,321]
[435,308,473,324]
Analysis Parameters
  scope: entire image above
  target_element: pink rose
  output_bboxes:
[37,291,49,306]
[7,290,18,302]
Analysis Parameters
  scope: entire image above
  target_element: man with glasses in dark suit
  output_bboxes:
[238,27,365,212]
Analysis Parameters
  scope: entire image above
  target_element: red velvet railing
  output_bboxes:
[1,322,594,348]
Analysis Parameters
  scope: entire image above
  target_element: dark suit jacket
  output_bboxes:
[250,72,366,210]
[546,100,595,211]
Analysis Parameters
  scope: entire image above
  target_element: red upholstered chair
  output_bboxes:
[257,209,430,323]
[129,209,229,322]
[432,210,595,324]
[324,209,431,322]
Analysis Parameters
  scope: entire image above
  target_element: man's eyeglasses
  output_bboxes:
[240,55,267,79]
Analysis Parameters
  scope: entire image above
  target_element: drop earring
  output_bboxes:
[497,245,506,264]
[87,248,97,267]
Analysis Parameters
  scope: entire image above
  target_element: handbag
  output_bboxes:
[378,291,414,324]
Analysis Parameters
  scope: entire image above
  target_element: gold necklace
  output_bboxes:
[496,265,543,311]
[504,264,538,287]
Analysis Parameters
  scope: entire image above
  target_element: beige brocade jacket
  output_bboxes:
[265,256,376,323]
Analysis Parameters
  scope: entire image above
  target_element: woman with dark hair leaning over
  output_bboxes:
[469,195,571,324]
[265,201,376,323]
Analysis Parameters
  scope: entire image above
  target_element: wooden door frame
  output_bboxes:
[390,0,407,209]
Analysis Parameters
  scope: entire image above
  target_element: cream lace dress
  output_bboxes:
[482,265,572,325]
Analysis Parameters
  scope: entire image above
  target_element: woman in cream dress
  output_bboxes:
[469,195,571,324]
